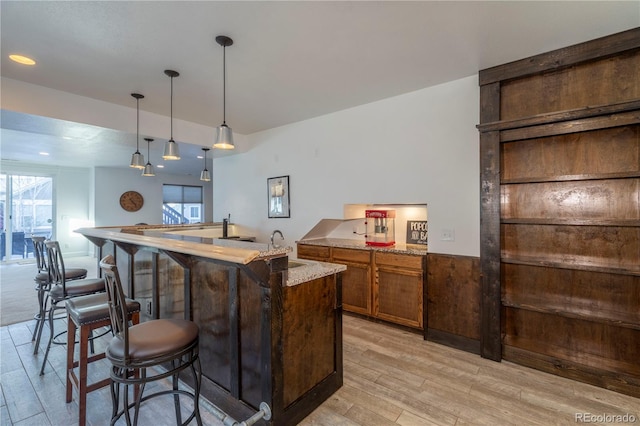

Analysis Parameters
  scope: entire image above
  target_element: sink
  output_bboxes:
[288,260,308,269]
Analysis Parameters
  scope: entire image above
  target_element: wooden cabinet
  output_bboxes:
[299,244,373,315]
[298,243,426,329]
[478,28,640,397]
[374,252,424,329]
[332,248,372,315]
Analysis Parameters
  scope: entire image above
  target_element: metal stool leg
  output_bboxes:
[173,362,182,424]
[39,300,59,375]
[33,293,49,354]
[31,283,45,343]
[110,371,121,426]
[191,357,203,425]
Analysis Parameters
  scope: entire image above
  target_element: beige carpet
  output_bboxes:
[0,256,98,326]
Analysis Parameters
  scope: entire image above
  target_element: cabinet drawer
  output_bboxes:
[297,244,330,260]
[332,247,371,264]
[375,252,424,270]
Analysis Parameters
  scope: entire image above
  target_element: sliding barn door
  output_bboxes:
[478,28,640,397]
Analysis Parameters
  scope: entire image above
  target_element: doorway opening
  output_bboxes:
[0,174,53,262]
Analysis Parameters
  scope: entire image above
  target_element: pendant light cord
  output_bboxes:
[170,76,174,139]
[223,44,226,125]
[136,97,140,150]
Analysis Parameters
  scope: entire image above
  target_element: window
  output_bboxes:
[162,185,203,225]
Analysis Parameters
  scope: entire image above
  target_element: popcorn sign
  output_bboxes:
[406,221,428,245]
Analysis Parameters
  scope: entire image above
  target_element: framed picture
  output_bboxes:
[267,175,290,218]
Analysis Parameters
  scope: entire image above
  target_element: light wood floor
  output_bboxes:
[2,313,639,425]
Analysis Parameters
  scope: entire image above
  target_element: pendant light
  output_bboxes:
[129,93,145,169]
[213,35,235,150]
[200,148,211,182]
[163,69,181,160]
[142,138,155,176]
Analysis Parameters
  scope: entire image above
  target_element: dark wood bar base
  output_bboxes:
[81,231,344,426]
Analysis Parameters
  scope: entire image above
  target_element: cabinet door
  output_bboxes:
[331,248,372,315]
[374,265,424,329]
[339,260,372,315]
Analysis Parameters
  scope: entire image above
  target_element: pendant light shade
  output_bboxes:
[200,148,211,182]
[163,70,181,160]
[213,35,235,150]
[142,138,155,176]
[214,125,234,150]
[130,93,145,169]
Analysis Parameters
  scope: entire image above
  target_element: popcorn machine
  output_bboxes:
[365,209,396,246]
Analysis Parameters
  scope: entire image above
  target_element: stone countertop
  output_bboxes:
[204,239,345,286]
[75,227,344,284]
[147,231,292,258]
[285,259,347,286]
[75,227,277,264]
[297,238,428,256]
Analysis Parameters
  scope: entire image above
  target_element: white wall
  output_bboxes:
[94,167,213,227]
[214,75,480,257]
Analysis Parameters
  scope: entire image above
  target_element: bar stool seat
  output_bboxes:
[50,278,105,298]
[106,319,198,366]
[66,293,140,426]
[36,268,87,284]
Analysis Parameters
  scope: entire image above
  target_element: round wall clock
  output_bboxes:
[119,191,144,212]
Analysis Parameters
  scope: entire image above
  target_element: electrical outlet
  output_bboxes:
[441,229,455,241]
[146,300,152,315]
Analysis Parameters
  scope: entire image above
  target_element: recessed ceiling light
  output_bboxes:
[39,152,49,156]
[157,164,165,168]
[9,54,36,65]
[197,155,204,159]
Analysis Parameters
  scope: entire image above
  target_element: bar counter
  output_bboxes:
[76,224,346,426]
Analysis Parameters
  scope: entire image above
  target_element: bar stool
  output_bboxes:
[66,292,140,426]
[32,236,88,352]
[40,241,105,376]
[100,255,202,426]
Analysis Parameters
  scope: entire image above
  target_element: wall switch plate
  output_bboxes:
[440,228,455,241]
[146,300,152,315]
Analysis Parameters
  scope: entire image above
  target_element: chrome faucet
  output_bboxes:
[270,230,284,248]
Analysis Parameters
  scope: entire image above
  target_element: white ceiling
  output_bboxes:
[1,1,638,175]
